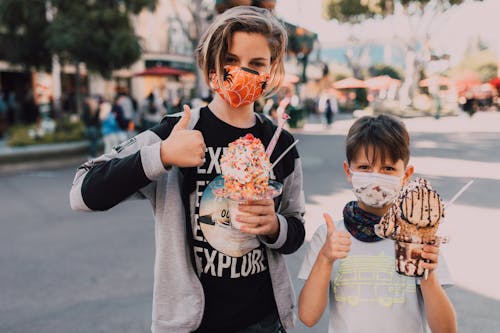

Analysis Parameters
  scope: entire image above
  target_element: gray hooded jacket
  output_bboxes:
[70,108,305,332]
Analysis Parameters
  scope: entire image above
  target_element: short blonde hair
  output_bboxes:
[196,6,287,98]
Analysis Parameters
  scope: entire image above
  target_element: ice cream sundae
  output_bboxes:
[375,178,445,277]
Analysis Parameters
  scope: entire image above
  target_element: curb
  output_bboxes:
[0,141,90,174]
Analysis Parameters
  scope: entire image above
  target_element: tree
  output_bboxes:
[0,0,157,113]
[369,64,402,80]
[322,0,483,107]
[170,0,216,99]
[48,0,157,78]
[0,0,52,70]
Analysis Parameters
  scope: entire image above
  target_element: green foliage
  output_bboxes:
[368,64,402,80]
[477,63,498,83]
[323,0,476,23]
[285,22,318,56]
[7,120,85,147]
[323,0,373,23]
[0,0,52,70]
[118,0,158,14]
[450,49,498,83]
[0,0,157,77]
[334,73,349,81]
[287,106,307,129]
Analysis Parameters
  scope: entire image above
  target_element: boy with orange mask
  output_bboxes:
[70,6,305,333]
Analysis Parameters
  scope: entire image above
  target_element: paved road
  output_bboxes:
[1,111,499,332]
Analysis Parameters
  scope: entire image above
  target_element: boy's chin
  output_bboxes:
[358,201,392,216]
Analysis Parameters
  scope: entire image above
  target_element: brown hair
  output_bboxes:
[195,6,287,97]
[345,114,410,166]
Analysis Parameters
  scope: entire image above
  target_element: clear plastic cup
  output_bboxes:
[211,175,283,230]
[394,240,426,277]
[227,199,248,230]
[394,236,448,278]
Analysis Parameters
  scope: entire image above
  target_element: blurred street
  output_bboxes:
[1,111,500,332]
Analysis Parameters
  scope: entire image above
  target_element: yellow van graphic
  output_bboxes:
[333,253,416,307]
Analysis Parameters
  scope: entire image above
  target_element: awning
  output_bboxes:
[365,75,401,90]
[419,76,452,88]
[134,66,189,77]
[489,77,500,90]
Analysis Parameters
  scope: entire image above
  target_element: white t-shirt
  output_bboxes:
[298,220,453,333]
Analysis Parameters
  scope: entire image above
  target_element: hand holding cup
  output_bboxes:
[420,244,440,273]
[234,199,280,240]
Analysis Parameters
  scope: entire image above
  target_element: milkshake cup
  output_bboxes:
[394,240,426,277]
[394,236,447,278]
[212,176,283,230]
[227,199,248,230]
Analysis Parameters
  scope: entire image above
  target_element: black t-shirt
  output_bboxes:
[185,107,277,333]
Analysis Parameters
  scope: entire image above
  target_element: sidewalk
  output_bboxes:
[291,109,500,136]
[0,139,89,173]
[1,109,498,174]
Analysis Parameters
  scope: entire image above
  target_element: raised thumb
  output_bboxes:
[172,104,191,131]
[323,213,335,233]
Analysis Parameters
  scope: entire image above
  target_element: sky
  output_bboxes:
[275,0,500,64]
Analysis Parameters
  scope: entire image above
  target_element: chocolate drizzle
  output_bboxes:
[375,178,445,244]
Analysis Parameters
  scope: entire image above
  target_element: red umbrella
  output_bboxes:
[419,76,452,87]
[489,77,500,91]
[333,77,367,89]
[452,71,482,95]
[134,66,189,77]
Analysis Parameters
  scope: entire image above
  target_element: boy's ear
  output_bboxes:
[343,161,352,181]
[403,165,414,185]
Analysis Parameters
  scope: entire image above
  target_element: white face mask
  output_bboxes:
[350,170,403,208]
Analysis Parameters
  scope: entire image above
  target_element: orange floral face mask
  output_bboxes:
[211,65,270,108]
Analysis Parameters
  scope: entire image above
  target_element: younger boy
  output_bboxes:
[298,114,456,333]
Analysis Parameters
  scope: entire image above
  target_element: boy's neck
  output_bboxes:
[208,96,255,128]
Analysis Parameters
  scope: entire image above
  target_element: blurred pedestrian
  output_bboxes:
[7,92,19,125]
[0,91,7,138]
[324,96,338,127]
[115,87,137,137]
[139,92,165,130]
[99,101,127,154]
[22,89,38,124]
[82,95,101,158]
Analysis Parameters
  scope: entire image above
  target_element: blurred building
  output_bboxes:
[0,0,321,128]
[90,0,197,106]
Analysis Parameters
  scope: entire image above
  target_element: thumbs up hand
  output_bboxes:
[320,213,352,263]
[160,105,206,168]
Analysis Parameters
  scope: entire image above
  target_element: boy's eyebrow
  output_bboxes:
[226,53,268,62]
[250,57,269,61]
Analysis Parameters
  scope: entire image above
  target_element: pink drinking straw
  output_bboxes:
[265,98,290,157]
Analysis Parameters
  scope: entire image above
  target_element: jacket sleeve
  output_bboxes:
[260,157,306,254]
[69,120,176,212]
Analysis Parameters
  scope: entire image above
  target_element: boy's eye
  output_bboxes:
[251,61,265,68]
[357,165,371,171]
